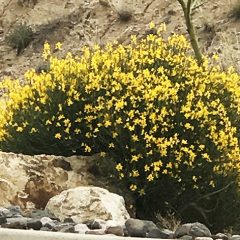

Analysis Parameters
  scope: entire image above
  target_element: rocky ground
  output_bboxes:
[0,0,240,81]
[0,203,234,239]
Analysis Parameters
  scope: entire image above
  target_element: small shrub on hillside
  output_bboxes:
[1,26,240,230]
[231,1,240,20]
[6,23,33,55]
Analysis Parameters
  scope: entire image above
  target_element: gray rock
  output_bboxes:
[106,226,124,236]
[84,219,105,229]
[59,225,76,233]
[148,228,171,238]
[40,217,54,226]
[40,226,52,231]
[74,224,89,234]
[162,229,175,238]
[215,233,229,240]
[0,211,7,224]
[63,217,75,223]
[1,217,31,229]
[189,223,211,237]
[180,235,193,240]
[175,223,193,238]
[5,206,22,218]
[28,209,57,220]
[175,223,211,238]
[26,219,42,230]
[125,218,159,237]
[229,235,240,240]
[0,207,10,216]
[52,223,75,232]
[44,220,60,230]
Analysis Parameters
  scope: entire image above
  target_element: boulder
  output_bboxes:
[175,222,211,238]
[45,186,130,225]
[125,218,166,238]
[0,151,103,209]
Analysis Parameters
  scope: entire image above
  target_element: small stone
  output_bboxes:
[63,217,75,223]
[162,229,175,238]
[6,206,23,218]
[229,235,240,240]
[215,233,229,240]
[29,209,57,220]
[26,219,42,230]
[84,219,105,229]
[44,220,59,230]
[189,223,211,237]
[0,211,7,224]
[2,217,31,229]
[74,224,89,234]
[175,223,211,238]
[52,223,75,232]
[181,235,193,240]
[59,225,75,233]
[106,226,124,236]
[40,217,54,226]
[125,218,159,238]
[148,228,171,238]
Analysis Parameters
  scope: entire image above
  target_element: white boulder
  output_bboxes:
[45,186,130,225]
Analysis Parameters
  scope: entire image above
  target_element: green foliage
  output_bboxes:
[5,22,33,55]
[1,29,240,231]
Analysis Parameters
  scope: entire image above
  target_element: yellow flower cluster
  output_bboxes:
[0,31,240,195]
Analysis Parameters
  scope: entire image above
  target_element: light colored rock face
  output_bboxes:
[45,186,130,225]
[0,152,100,209]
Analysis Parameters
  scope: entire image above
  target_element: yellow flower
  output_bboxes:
[55,133,61,139]
[138,188,145,196]
[149,21,155,29]
[55,42,62,50]
[116,163,123,171]
[109,142,115,148]
[131,155,140,162]
[166,162,172,169]
[104,120,111,127]
[45,120,52,125]
[209,180,215,188]
[100,152,106,157]
[130,184,137,191]
[132,170,139,177]
[192,176,197,182]
[212,54,219,61]
[16,127,23,132]
[85,145,92,152]
[144,164,150,172]
[30,128,37,133]
[147,174,154,181]
[132,134,139,142]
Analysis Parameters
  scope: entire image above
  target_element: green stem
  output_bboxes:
[177,0,203,65]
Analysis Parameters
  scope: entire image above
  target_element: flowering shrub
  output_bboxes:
[1,26,240,229]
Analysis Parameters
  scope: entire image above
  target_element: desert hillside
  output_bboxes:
[0,0,239,81]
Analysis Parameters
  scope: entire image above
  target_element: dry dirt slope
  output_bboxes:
[0,0,239,80]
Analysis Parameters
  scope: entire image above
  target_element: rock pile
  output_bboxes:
[0,185,236,240]
[0,205,235,239]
